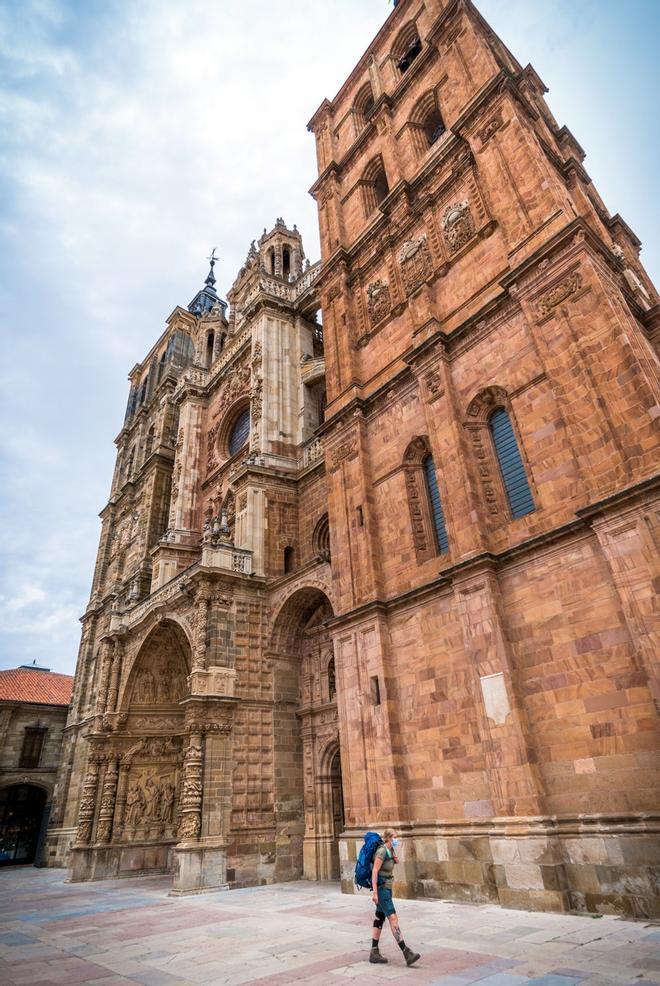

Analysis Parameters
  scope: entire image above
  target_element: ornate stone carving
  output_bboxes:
[442,201,476,254]
[76,756,101,844]
[96,759,119,843]
[213,360,251,420]
[399,236,432,294]
[131,662,186,706]
[124,768,177,832]
[207,422,220,472]
[192,585,212,671]
[424,370,443,401]
[537,271,582,318]
[329,437,358,471]
[404,469,428,552]
[366,279,391,325]
[177,734,203,841]
[479,116,502,145]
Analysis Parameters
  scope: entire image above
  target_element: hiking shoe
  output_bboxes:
[369,947,388,964]
[403,945,420,966]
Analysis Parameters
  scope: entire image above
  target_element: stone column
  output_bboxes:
[192,587,212,672]
[75,756,101,845]
[95,641,113,717]
[106,641,123,714]
[112,761,131,840]
[177,733,204,842]
[96,758,119,844]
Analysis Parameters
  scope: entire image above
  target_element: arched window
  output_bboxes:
[423,455,449,553]
[354,82,375,132]
[327,658,336,701]
[392,23,422,74]
[228,408,250,457]
[206,331,215,368]
[284,546,295,574]
[404,437,450,562]
[409,92,446,157]
[362,158,389,216]
[489,407,535,519]
[282,246,291,279]
[145,425,155,459]
[424,107,445,146]
[267,247,275,275]
[313,513,331,562]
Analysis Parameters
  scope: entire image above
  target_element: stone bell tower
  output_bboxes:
[307,0,659,916]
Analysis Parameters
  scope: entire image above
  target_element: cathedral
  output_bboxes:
[47,0,660,917]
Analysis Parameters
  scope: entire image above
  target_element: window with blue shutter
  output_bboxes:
[228,409,250,457]
[423,455,449,553]
[489,407,535,519]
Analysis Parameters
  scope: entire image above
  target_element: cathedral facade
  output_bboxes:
[48,0,659,917]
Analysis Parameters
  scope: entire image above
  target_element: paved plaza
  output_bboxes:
[0,868,658,986]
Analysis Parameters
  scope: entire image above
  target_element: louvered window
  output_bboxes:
[423,455,449,553]
[489,407,535,519]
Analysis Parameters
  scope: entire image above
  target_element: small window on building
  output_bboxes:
[374,168,389,205]
[206,331,215,368]
[282,246,291,279]
[423,455,449,553]
[370,676,381,706]
[228,408,250,457]
[398,37,422,73]
[362,158,390,216]
[19,727,46,769]
[354,82,375,131]
[267,246,275,275]
[328,658,336,701]
[424,107,445,146]
[489,407,535,519]
[284,546,295,574]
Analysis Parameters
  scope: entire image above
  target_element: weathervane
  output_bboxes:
[205,248,218,288]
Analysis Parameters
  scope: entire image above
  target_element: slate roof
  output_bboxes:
[0,668,74,707]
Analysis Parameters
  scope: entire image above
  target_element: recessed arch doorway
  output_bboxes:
[270,585,345,881]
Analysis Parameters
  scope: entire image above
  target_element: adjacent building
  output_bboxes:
[0,663,73,866]
[48,0,659,916]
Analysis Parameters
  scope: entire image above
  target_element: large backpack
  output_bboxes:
[354,831,382,890]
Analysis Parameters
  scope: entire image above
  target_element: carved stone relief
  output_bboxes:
[399,236,432,294]
[442,201,476,254]
[131,662,186,705]
[366,279,391,325]
[537,271,582,318]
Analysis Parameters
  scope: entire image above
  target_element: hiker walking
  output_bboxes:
[369,828,420,967]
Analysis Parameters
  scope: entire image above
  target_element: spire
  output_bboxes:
[205,248,217,289]
[188,248,227,318]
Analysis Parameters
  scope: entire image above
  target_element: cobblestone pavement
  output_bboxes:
[0,868,659,986]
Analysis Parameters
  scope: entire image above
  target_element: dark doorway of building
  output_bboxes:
[329,749,345,880]
[0,784,47,866]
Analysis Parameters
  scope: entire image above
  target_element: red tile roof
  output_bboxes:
[0,668,74,706]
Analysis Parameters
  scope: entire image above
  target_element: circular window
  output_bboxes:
[228,408,250,457]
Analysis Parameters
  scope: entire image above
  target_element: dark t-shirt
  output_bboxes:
[375,845,395,885]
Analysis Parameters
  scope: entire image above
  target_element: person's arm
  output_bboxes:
[371,854,383,904]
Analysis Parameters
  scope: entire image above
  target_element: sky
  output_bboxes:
[0,0,658,676]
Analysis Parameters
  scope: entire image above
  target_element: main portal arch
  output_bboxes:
[270,585,345,881]
[69,618,190,882]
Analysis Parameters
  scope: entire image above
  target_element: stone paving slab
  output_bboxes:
[0,867,658,985]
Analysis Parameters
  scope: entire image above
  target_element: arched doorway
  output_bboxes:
[0,784,47,866]
[270,586,345,882]
[69,619,191,882]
